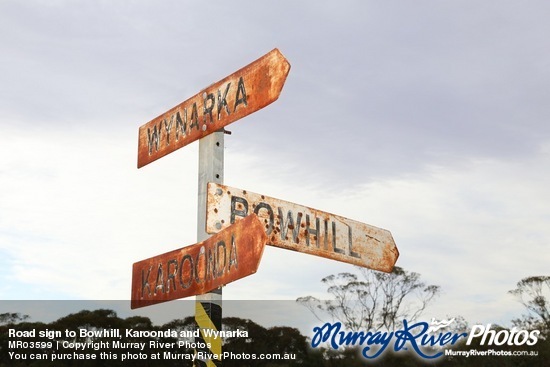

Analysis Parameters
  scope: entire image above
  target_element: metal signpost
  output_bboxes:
[132,47,400,366]
[133,49,291,367]
[206,183,399,273]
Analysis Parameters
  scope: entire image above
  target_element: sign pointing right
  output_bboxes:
[137,48,290,168]
[206,183,399,273]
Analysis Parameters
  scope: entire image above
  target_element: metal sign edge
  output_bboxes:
[131,214,267,309]
[137,48,291,168]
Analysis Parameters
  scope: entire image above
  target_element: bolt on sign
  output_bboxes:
[137,48,291,168]
[206,183,399,273]
[131,214,267,309]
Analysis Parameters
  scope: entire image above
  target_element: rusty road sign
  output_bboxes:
[131,214,267,309]
[206,183,399,273]
[137,48,291,168]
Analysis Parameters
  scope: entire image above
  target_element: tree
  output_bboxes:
[265,326,308,361]
[509,275,550,334]
[297,266,440,331]
[0,313,28,325]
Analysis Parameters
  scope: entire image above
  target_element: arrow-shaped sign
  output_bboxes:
[137,48,291,168]
[206,183,399,273]
[131,214,267,309]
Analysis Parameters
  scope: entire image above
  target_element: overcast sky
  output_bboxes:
[1,1,549,331]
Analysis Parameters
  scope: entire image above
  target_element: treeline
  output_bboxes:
[0,309,323,367]
[296,268,550,366]
[2,308,549,366]
[1,271,549,366]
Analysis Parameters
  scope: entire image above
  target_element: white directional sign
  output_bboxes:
[206,183,399,272]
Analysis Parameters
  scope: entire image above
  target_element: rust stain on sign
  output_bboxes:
[131,214,267,309]
[206,183,399,273]
[137,48,291,168]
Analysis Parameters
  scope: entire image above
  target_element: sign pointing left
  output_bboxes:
[137,48,290,168]
[131,214,267,309]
